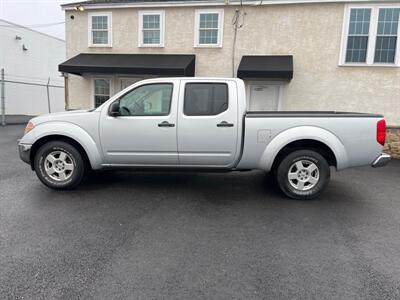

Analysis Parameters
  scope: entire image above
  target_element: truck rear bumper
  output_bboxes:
[371,153,390,168]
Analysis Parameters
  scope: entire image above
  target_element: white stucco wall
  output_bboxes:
[65,3,400,125]
[0,19,66,115]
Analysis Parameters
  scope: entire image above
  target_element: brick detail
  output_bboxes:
[385,127,400,159]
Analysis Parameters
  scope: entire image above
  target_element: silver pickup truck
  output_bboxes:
[19,78,390,199]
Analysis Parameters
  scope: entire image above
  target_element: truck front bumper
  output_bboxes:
[18,142,32,165]
[371,153,391,168]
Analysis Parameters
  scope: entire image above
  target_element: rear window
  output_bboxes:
[184,83,228,116]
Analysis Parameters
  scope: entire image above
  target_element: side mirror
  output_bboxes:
[109,101,120,117]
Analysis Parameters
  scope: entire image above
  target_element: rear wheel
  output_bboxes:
[276,150,330,200]
[34,141,86,190]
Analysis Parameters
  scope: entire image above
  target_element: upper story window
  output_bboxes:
[184,83,228,116]
[345,8,371,63]
[341,5,400,66]
[375,8,400,63]
[194,9,224,48]
[88,12,112,47]
[139,11,165,47]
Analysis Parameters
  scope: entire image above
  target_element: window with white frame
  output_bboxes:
[195,10,224,47]
[139,11,164,47]
[89,12,112,47]
[93,78,111,107]
[341,5,400,66]
[375,8,400,63]
[345,8,371,63]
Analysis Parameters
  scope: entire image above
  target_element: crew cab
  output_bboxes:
[19,78,390,199]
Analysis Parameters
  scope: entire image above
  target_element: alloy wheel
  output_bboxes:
[44,150,75,181]
[287,159,320,191]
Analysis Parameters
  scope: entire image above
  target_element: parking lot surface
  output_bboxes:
[1,125,400,299]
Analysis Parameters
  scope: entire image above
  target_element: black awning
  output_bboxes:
[237,55,293,80]
[59,53,196,76]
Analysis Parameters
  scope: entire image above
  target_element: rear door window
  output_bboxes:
[184,83,228,116]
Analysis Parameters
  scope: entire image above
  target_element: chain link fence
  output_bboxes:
[1,68,65,126]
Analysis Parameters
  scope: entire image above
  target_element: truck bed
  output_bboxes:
[237,111,384,171]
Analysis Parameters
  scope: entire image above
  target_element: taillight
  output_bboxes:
[376,119,386,146]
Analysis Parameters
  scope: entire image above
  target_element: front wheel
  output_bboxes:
[276,150,330,200]
[34,141,87,190]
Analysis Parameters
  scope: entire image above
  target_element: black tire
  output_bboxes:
[276,149,330,200]
[34,141,86,190]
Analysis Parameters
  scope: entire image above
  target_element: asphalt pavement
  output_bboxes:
[1,125,400,300]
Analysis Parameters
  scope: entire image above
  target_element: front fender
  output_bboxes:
[259,126,349,171]
[20,121,103,170]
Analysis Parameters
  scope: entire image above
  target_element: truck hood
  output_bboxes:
[29,110,92,125]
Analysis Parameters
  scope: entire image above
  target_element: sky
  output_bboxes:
[0,0,71,40]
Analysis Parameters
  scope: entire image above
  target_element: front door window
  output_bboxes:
[118,83,173,116]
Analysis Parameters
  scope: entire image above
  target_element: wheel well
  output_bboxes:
[30,135,91,170]
[271,139,337,171]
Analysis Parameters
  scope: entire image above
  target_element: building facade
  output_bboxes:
[60,0,400,156]
[0,19,65,116]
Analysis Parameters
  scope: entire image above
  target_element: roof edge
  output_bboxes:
[0,18,65,43]
[61,0,400,10]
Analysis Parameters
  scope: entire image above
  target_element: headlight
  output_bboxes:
[24,122,34,135]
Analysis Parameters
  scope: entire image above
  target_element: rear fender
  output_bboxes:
[259,126,348,171]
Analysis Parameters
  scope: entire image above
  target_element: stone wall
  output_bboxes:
[384,127,400,159]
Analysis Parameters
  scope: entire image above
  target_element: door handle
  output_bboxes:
[158,121,175,127]
[217,121,234,127]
